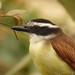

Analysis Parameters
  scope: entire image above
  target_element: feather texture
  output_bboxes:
[51,32,75,70]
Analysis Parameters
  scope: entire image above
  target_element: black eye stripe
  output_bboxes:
[28,25,60,36]
[33,25,40,29]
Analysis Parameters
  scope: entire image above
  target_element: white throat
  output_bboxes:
[29,34,56,43]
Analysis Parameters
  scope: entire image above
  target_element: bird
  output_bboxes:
[12,18,75,75]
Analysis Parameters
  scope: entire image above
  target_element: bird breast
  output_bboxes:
[29,40,74,75]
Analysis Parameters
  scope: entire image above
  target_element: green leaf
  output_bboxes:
[0,16,18,26]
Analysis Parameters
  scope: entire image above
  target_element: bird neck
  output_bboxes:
[51,30,66,41]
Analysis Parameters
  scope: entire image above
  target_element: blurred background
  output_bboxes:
[0,0,75,75]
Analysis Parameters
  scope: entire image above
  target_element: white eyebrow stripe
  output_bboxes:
[33,22,59,28]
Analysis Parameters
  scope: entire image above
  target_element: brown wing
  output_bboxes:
[51,34,75,70]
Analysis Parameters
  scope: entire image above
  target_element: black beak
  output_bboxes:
[11,26,30,33]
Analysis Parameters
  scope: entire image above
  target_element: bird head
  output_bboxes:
[12,18,61,42]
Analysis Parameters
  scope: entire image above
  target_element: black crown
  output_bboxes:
[31,18,55,25]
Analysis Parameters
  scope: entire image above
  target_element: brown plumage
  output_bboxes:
[51,31,75,70]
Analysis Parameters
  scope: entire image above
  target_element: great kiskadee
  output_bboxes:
[12,18,75,75]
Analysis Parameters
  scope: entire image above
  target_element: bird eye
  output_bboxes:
[33,25,39,29]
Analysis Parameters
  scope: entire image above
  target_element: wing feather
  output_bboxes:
[51,34,75,70]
